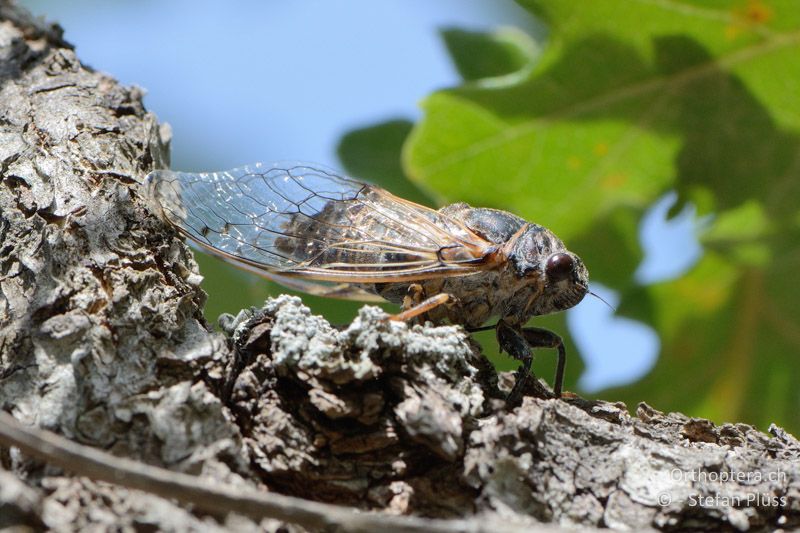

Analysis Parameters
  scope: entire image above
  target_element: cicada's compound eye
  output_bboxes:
[545,253,574,282]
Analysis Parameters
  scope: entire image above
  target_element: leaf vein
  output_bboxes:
[419,31,800,177]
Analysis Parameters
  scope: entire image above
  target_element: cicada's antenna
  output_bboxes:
[588,290,616,312]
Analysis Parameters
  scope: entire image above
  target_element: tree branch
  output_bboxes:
[1,2,798,531]
[2,410,564,533]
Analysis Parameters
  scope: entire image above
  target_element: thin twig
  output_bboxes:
[0,411,551,532]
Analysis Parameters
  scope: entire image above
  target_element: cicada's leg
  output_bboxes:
[389,292,451,323]
[496,321,536,404]
[521,327,566,398]
[496,322,566,403]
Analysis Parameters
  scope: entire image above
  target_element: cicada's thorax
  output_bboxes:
[372,203,556,329]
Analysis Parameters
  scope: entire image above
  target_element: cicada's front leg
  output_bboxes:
[389,283,452,323]
[521,327,566,398]
[496,321,566,403]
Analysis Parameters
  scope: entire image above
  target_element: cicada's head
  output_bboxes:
[509,224,589,316]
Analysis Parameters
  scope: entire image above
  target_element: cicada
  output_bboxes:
[144,162,589,400]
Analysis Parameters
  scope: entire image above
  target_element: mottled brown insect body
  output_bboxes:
[144,163,589,400]
[372,203,587,331]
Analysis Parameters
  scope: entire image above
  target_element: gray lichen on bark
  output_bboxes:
[1,2,799,532]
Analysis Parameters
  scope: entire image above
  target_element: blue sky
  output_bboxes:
[21,0,702,392]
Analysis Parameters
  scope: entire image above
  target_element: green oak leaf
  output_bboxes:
[441,26,540,83]
[400,1,800,431]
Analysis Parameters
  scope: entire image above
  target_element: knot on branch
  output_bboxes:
[221,295,501,513]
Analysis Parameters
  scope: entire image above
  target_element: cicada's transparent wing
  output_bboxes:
[144,162,497,286]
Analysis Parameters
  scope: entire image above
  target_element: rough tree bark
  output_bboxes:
[0,3,798,532]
